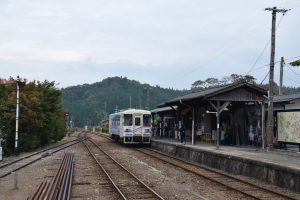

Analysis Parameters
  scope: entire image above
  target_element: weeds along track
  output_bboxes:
[136,148,299,200]
[0,139,80,179]
[83,138,164,200]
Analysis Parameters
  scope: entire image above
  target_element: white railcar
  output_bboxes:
[109,109,152,144]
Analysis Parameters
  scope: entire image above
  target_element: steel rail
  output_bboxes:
[29,181,49,200]
[0,139,78,169]
[88,139,165,200]
[92,134,260,199]
[57,153,73,200]
[46,154,71,199]
[88,133,299,199]
[0,141,79,179]
[28,153,74,200]
[89,132,112,141]
[65,155,74,200]
[82,140,127,200]
[137,148,299,200]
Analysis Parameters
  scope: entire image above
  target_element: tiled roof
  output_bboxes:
[274,93,300,103]
[158,82,266,107]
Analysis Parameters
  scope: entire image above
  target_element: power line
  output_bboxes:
[260,70,270,85]
[246,14,285,75]
[244,55,300,76]
[287,65,300,78]
[285,74,300,85]
[246,40,271,74]
[285,55,300,62]
[177,9,266,78]
[258,57,300,86]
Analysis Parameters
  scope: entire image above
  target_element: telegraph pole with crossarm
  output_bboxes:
[265,7,290,148]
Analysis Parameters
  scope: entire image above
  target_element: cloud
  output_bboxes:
[1,0,300,89]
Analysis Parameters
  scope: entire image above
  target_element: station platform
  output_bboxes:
[150,137,300,193]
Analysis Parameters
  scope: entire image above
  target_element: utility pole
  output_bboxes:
[129,96,132,108]
[139,95,141,109]
[146,88,150,110]
[265,7,289,148]
[115,104,118,113]
[143,86,150,110]
[104,101,107,117]
[279,57,285,95]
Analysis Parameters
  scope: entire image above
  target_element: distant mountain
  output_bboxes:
[61,76,189,127]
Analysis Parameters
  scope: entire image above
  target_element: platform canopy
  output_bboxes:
[150,106,177,114]
[158,82,267,107]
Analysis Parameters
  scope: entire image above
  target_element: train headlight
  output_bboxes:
[144,129,150,134]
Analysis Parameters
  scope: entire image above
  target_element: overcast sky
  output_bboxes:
[1,0,300,89]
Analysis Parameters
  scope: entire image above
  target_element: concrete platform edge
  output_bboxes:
[150,140,300,193]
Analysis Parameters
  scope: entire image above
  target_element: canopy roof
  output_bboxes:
[158,82,267,107]
[274,93,300,103]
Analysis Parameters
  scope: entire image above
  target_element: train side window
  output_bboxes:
[124,114,132,126]
[135,117,141,126]
[143,114,151,126]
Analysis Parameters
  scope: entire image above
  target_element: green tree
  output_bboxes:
[0,78,66,154]
[191,74,256,88]
[290,59,300,67]
[62,76,189,127]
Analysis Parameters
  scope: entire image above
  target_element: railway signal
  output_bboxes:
[15,76,26,155]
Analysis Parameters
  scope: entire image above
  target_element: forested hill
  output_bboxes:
[62,77,189,127]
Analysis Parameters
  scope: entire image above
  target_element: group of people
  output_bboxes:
[154,122,260,146]
[154,123,186,144]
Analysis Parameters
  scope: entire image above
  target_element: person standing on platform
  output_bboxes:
[180,125,186,144]
[248,125,254,145]
[156,124,161,138]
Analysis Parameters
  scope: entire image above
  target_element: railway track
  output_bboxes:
[0,139,80,179]
[83,138,164,200]
[88,133,300,199]
[136,148,299,200]
[91,133,299,199]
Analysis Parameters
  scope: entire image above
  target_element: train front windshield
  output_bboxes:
[124,114,132,126]
[143,114,151,126]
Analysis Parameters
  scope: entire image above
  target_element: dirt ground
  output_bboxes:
[1,132,299,200]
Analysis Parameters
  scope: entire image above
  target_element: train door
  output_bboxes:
[134,115,142,134]
[133,114,143,142]
[123,114,133,143]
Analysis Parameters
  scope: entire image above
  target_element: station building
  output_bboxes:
[150,84,300,192]
[151,82,267,147]
[151,82,300,149]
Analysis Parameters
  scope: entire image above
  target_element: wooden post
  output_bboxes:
[279,57,284,95]
[261,101,265,149]
[208,101,230,150]
[192,108,195,145]
[265,7,289,148]
[216,101,220,149]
